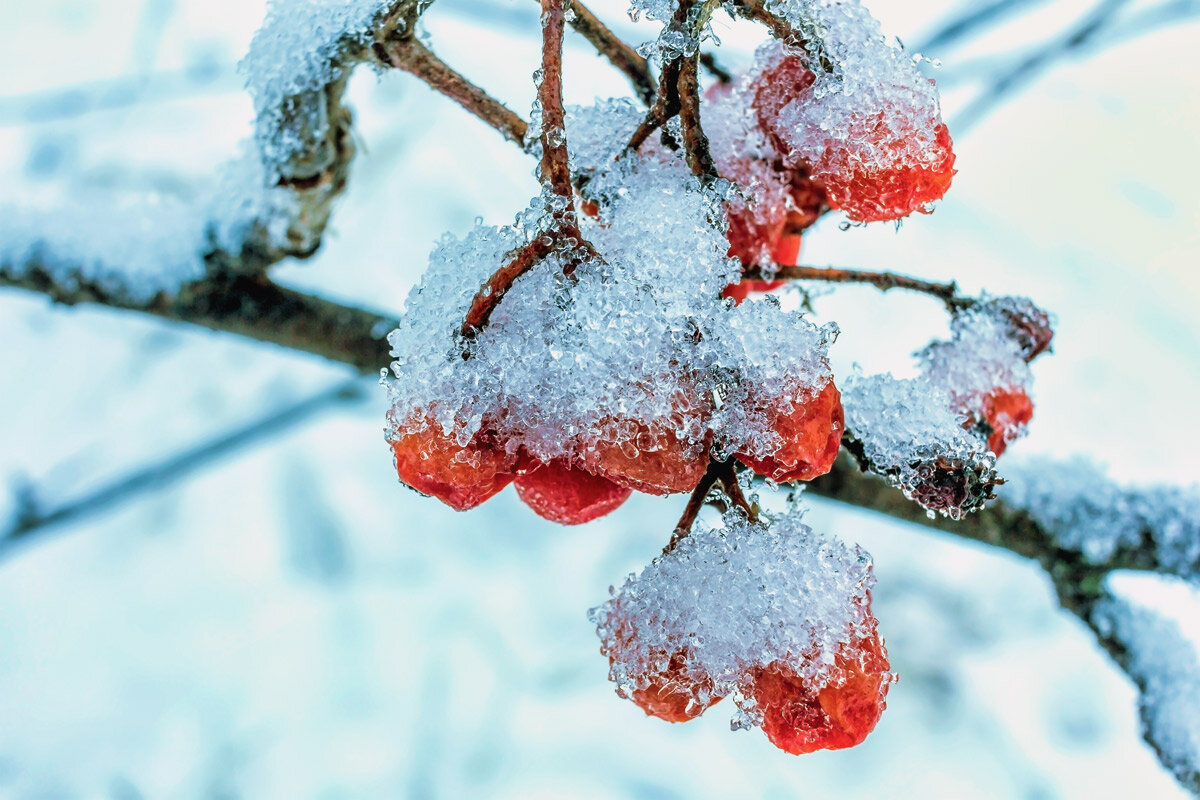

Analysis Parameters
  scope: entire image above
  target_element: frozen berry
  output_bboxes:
[515,459,632,524]
[624,648,724,723]
[587,422,709,495]
[752,54,956,223]
[976,388,1033,456]
[389,415,514,510]
[736,381,843,483]
[752,631,890,754]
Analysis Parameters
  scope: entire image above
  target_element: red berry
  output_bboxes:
[722,279,787,304]
[752,55,956,222]
[586,421,710,495]
[389,415,514,510]
[515,459,632,524]
[977,388,1033,456]
[736,381,844,483]
[751,55,817,157]
[623,648,724,723]
[752,630,890,754]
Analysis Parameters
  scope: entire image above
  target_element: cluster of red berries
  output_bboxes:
[603,586,891,755]
[391,377,843,523]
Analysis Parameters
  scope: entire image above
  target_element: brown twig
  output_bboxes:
[459,234,560,340]
[699,51,733,85]
[459,0,601,344]
[626,58,683,154]
[539,0,574,201]
[565,0,656,105]
[746,263,965,307]
[373,35,529,146]
[731,0,805,44]
[677,54,718,180]
[665,458,727,554]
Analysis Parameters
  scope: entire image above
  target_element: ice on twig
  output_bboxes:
[842,373,997,518]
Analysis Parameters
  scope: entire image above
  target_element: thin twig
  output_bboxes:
[730,0,805,45]
[565,0,656,105]
[665,458,727,554]
[952,0,1132,133]
[746,263,965,306]
[460,234,560,340]
[373,35,530,146]
[917,0,1044,54]
[699,52,733,85]
[677,54,719,180]
[539,0,574,201]
[0,379,369,560]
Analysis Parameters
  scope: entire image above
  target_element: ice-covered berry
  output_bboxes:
[736,381,844,483]
[751,24,956,224]
[622,648,724,723]
[389,414,514,511]
[514,459,632,524]
[584,420,710,496]
[752,628,890,755]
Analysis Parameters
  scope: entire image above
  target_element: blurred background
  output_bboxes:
[0,0,1197,797]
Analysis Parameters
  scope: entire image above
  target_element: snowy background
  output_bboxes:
[1,0,1198,797]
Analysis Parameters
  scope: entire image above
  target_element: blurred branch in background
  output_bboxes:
[0,378,369,561]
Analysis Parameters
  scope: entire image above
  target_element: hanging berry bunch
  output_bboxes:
[382,0,1052,755]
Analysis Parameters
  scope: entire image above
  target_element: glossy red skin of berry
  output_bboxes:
[752,631,890,755]
[736,381,844,483]
[586,423,710,496]
[611,648,723,723]
[515,459,632,524]
[752,55,956,223]
[978,388,1033,456]
[722,231,799,303]
[390,417,513,511]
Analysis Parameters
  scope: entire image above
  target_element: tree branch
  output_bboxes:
[0,259,395,374]
[746,263,965,306]
[0,379,369,560]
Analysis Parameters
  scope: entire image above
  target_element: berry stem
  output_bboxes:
[539,0,574,203]
[746,264,968,308]
[730,0,807,46]
[665,457,755,554]
[677,53,719,180]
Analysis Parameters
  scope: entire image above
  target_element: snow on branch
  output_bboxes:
[1093,596,1200,794]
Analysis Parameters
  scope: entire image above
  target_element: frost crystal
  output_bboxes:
[590,508,884,724]
[1002,458,1200,579]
